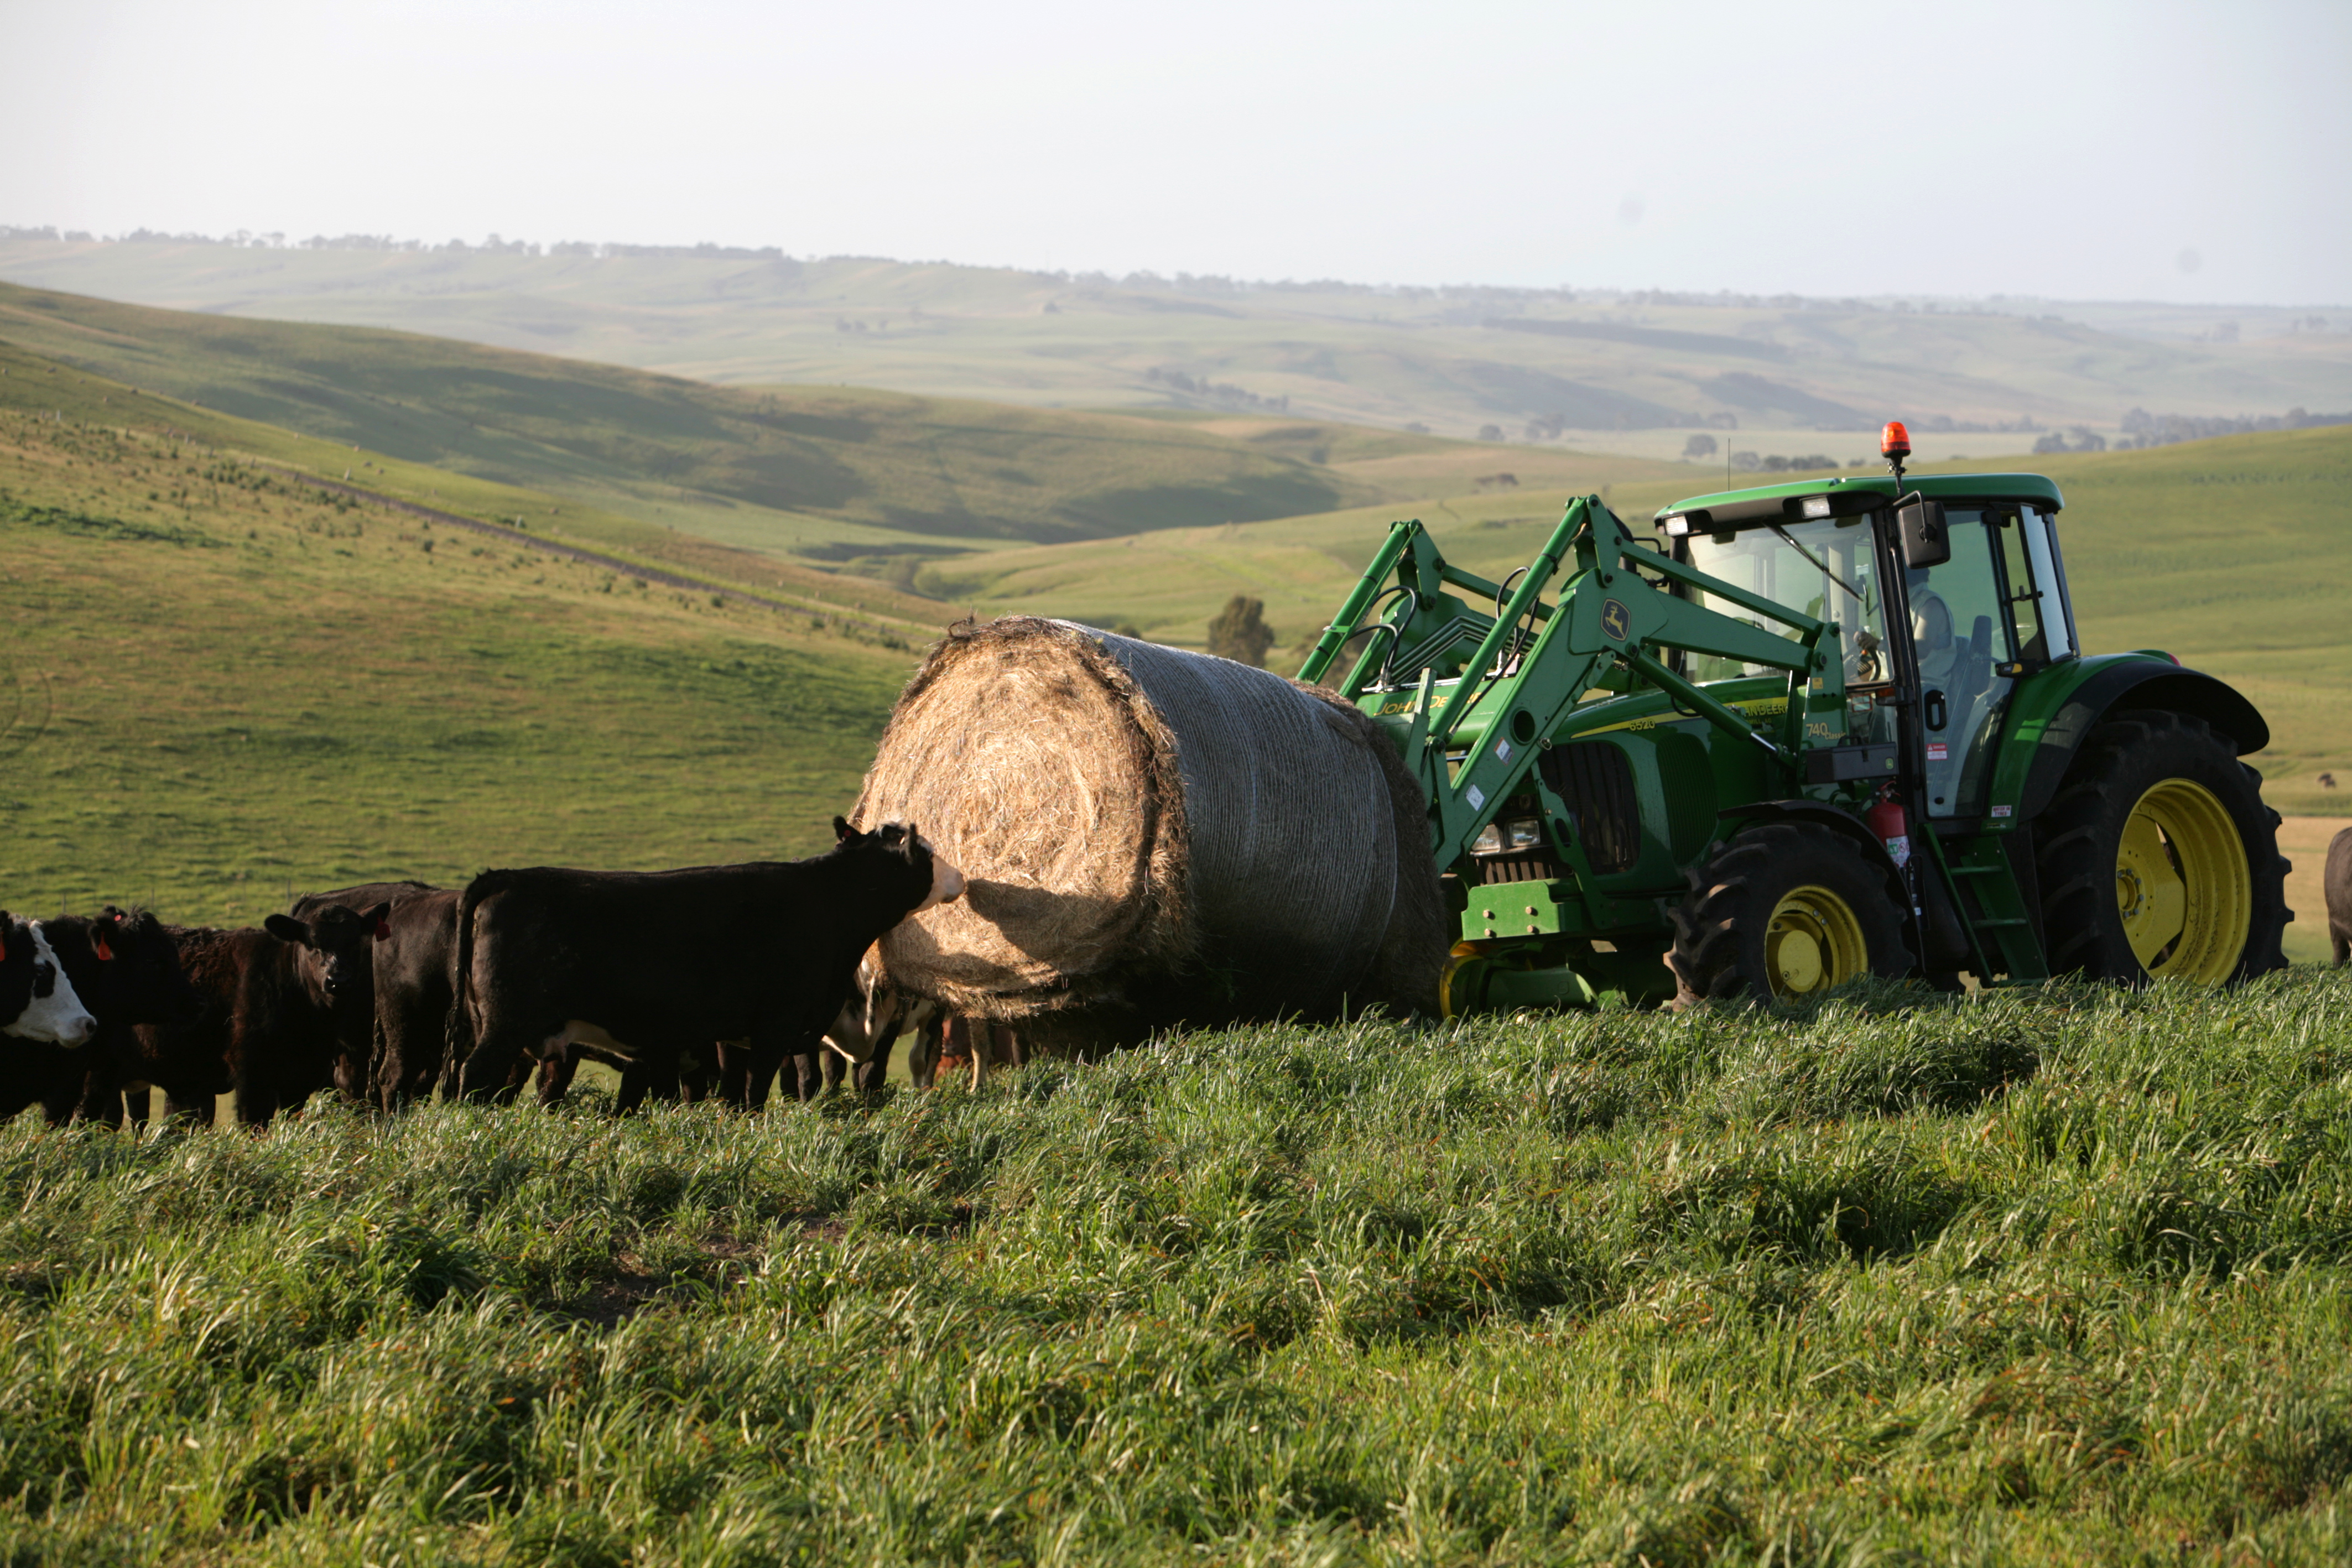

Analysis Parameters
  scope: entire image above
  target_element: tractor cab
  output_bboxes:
[1656,468,2074,824]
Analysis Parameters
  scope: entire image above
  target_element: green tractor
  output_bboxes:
[1298,425,2289,1009]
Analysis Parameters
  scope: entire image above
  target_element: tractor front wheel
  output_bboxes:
[2032,711,2287,984]
[1668,822,1914,1004]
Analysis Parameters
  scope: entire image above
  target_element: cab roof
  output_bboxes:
[1655,470,2065,527]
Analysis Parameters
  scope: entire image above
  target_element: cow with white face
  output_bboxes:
[0,914,98,1048]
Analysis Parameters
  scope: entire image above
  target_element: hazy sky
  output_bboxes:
[4,0,2345,304]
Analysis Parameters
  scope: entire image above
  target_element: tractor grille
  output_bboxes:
[1478,852,1560,886]
[1540,741,1641,875]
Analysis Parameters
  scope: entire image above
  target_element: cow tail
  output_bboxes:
[444,871,512,1086]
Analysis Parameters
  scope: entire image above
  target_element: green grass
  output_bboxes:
[6,977,2352,1561]
[0,403,920,925]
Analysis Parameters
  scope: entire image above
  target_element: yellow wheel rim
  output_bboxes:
[2115,778,2250,983]
[1765,884,1869,997]
[1438,945,1480,1019]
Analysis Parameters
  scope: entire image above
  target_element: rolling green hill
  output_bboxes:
[4,236,2345,457]
[0,279,1418,555]
[0,375,925,926]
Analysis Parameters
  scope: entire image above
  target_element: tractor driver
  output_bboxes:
[1911,586,1959,691]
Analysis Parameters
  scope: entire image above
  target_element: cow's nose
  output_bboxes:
[63,1017,97,1048]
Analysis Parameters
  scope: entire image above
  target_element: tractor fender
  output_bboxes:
[2000,658,2270,825]
[1716,799,1900,879]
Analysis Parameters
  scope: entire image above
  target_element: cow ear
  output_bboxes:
[263,913,310,947]
[366,902,393,941]
[834,816,855,843]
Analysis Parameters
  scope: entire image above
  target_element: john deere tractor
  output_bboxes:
[1299,425,2289,1008]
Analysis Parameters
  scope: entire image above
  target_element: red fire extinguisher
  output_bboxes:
[1866,785,1910,871]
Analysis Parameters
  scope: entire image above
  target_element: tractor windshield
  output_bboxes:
[1682,517,1891,688]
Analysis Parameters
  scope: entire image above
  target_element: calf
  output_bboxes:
[138,905,389,1127]
[0,914,97,1048]
[2328,825,2351,967]
[292,882,455,1110]
[448,819,961,1109]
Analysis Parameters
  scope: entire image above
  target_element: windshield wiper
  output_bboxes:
[1771,525,1864,605]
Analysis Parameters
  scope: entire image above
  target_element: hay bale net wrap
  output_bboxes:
[853,617,1444,1027]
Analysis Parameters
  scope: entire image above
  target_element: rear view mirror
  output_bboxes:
[1897,496,1950,569]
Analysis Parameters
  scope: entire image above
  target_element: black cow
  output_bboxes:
[447,819,962,1109]
[2328,826,2351,967]
[292,882,455,1111]
[2,909,205,1127]
[139,904,390,1127]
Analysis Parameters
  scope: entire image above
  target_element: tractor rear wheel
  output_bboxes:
[2032,711,2287,984]
[1668,822,1914,1004]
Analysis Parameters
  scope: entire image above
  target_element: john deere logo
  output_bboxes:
[1600,597,1631,641]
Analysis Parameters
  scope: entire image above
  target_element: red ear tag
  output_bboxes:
[93,935,115,962]
[375,920,392,942]
[0,933,8,962]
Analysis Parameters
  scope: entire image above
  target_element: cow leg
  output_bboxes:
[165,1095,213,1128]
[816,1048,844,1097]
[935,1015,976,1090]
[233,1065,279,1129]
[75,1068,123,1129]
[741,1026,823,1112]
[2335,922,2349,966]
[535,1048,579,1107]
[614,1049,678,1115]
[714,1040,752,1105]
[124,1085,152,1128]
[906,1013,944,1090]
[678,1041,717,1103]
[852,1023,899,1096]
[459,1003,544,1105]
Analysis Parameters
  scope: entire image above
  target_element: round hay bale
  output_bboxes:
[853,617,1445,1036]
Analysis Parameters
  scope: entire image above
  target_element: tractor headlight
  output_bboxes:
[1471,824,1503,855]
[1503,818,1546,850]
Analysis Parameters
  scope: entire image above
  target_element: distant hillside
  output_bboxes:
[2,236,2345,459]
[0,280,1403,553]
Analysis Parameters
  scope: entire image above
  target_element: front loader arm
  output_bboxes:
[1306,497,1839,869]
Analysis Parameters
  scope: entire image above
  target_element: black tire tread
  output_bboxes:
[1668,821,1915,1005]
[2031,710,2288,984]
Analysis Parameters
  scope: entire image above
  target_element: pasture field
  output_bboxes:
[0,391,923,926]
[5,978,2352,1562]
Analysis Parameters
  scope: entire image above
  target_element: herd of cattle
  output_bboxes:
[0,820,984,1128]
